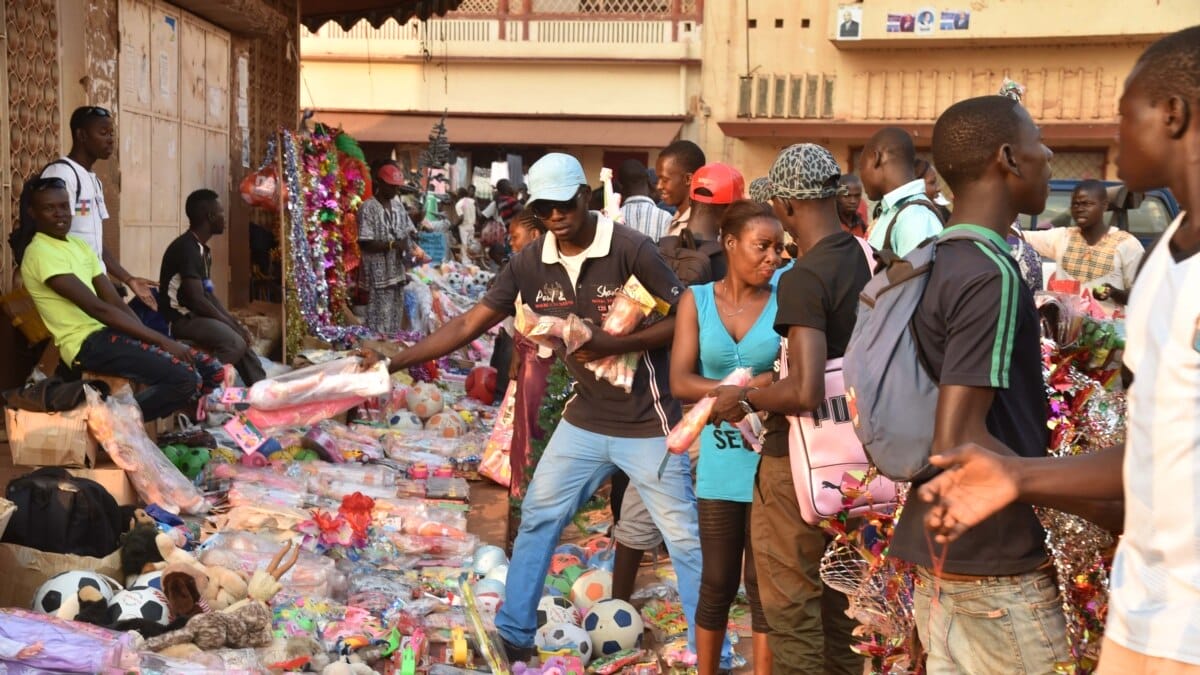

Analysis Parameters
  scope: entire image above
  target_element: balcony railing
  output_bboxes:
[302,0,702,44]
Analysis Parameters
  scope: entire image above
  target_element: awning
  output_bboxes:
[301,0,463,33]
[314,111,685,148]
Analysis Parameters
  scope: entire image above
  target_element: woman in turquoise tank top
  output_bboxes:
[670,200,784,675]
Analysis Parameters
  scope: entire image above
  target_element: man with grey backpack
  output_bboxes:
[844,96,1069,673]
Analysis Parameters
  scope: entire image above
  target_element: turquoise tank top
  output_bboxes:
[692,282,780,502]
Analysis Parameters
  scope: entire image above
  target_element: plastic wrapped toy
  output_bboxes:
[584,277,659,392]
[0,607,139,672]
[200,531,345,600]
[86,386,208,514]
[247,357,389,411]
[515,304,593,355]
[244,395,365,431]
[666,367,754,454]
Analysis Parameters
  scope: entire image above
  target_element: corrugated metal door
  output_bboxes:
[118,0,230,302]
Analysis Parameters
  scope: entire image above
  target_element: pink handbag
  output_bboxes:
[778,340,897,525]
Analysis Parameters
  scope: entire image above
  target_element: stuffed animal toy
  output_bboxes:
[143,543,297,655]
[152,531,249,610]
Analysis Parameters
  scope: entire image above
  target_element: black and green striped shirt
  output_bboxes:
[893,224,1049,576]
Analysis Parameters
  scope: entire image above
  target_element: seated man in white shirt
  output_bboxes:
[860,127,946,256]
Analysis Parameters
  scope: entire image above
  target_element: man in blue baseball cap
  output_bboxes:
[368,152,704,661]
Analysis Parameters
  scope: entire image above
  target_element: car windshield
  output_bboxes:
[1026,191,1173,241]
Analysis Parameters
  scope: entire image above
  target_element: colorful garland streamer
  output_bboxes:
[276,129,375,353]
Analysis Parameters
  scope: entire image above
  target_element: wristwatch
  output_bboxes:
[738,387,759,417]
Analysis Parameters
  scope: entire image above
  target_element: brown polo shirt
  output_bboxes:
[482,214,685,438]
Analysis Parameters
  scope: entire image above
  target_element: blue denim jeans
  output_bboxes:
[913,566,1070,675]
[494,420,704,652]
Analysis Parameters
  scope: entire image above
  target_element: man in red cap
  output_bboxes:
[655,162,745,285]
[357,161,420,335]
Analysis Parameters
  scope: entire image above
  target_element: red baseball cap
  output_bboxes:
[378,164,405,187]
[690,163,746,204]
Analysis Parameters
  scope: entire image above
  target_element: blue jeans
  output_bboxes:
[913,566,1070,675]
[495,419,704,652]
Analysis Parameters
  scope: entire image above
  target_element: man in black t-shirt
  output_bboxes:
[367,153,702,662]
[893,96,1068,672]
[160,189,265,385]
[711,143,867,674]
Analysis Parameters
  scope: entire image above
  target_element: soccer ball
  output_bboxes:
[569,568,612,612]
[551,544,585,574]
[408,382,444,419]
[387,411,424,431]
[537,595,579,629]
[472,545,508,576]
[586,547,615,573]
[485,564,509,585]
[475,578,507,600]
[107,587,171,627]
[33,571,119,615]
[535,622,594,665]
[128,570,164,591]
[424,411,468,438]
[583,599,644,658]
[465,366,498,405]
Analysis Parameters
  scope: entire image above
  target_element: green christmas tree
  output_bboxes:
[419,112,451,170]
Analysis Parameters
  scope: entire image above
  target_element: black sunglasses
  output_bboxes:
[530,189,584,219]
[82,106,112,118]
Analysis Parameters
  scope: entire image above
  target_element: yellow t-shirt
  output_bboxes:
[20,233,106,363]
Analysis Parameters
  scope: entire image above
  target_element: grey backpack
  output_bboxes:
[843,228,999,481]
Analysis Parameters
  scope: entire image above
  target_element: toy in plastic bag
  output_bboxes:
[480,381,517,488]
[240,165,286,211]
[584,276,660,392]
[244,395,366,431]
[201,531,346,599]
[86,385,208,514]
[666,367,755,454]
[0,607,139,673]
[514,304,592,355]
[247,357,389,411]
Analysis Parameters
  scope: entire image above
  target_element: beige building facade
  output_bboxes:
[301,0,1197,187]
[698,0,1200,184]
[301,0,704,184]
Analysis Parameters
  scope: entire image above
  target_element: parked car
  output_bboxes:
[1019,179,1180,287]
[1020,179,1180,247]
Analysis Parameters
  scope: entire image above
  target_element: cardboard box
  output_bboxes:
[0,450,137,507]
[233,301,283,359]
[5,406,98,468]
[0,542,122,609]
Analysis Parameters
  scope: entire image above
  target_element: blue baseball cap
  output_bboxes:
[526,153,587,205]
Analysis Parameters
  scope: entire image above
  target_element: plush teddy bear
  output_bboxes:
[142,543,299,656]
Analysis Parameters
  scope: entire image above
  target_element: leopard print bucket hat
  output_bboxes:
[767,143,841,201]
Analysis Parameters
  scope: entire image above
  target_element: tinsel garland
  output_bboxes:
[1037,334,1124,675]
[277,130,375,355]
[820,480,915,674]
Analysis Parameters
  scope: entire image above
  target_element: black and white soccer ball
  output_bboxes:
[33,570,119,615]
[583,599,644,658]
[535,621,593,665]
[107,587,170,627]
[537,595,579,628]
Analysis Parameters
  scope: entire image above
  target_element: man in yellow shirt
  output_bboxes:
[19,178,223,420]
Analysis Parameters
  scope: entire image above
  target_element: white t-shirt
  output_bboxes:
[1109,212,1200,664]
[455,197,477,229]
[41,157,109,271]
